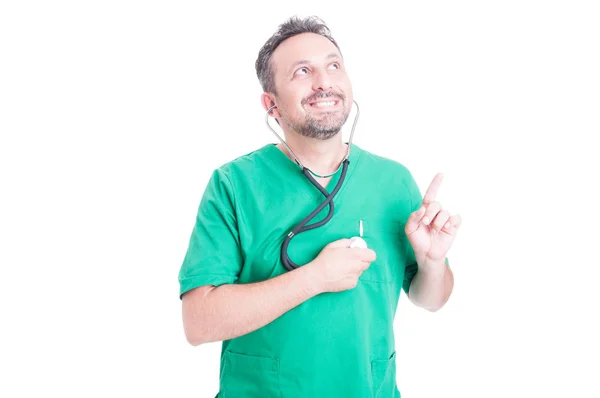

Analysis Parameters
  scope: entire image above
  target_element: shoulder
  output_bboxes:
[209,144,273,182]
[356,145,422,205]
[197,145,272,207]
[356,145,416,184]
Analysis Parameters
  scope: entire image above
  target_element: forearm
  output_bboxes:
[183,264,322,345]
[408,257,453,312]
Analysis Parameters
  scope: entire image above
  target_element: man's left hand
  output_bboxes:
[404,173,461,263]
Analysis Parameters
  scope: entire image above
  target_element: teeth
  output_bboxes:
[313,101,336,107]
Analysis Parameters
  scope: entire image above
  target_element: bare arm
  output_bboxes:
[408,257,454,312]
[403,172,460,312]
[182,263,322,346]
[181,239,375,346]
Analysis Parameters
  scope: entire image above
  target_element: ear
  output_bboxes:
[261,93,281,118]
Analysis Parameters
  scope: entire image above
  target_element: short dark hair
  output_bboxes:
[255,16,342,95]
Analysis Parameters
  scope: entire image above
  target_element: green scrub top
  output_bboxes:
[179,143,437,398]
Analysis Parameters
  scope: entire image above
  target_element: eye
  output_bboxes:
[294,67,309,76]
[329,62,341,70]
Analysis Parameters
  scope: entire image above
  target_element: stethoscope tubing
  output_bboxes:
[264,100,360,271]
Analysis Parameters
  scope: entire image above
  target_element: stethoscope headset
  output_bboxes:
[265,100,366,272]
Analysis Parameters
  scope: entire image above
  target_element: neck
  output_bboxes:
[277,132,348,176]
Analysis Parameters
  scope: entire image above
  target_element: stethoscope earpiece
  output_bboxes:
[265,100,360,179]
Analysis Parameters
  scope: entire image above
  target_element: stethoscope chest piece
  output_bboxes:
[266,100,364,271]
[349,236,367,248]
[349,219,367,248]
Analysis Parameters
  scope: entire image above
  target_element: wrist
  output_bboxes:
[417,254,447,270]
[300,261,325,296]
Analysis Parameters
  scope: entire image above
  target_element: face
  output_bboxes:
[265,33,353,140]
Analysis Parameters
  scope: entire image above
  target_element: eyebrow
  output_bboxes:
[288,53,341,74]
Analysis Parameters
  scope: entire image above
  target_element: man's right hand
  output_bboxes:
[182,238,377,345]
[307,239,377,293]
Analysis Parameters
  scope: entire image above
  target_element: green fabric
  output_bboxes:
[179,143,447,397]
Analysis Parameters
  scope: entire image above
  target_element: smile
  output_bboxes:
[311,101,337,108]
[308,98,341,109]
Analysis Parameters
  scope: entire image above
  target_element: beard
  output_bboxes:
[279,91,351,140]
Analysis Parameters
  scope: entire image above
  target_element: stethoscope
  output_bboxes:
[265,100,367,272]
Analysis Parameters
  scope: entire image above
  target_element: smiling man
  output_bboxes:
[178,16,461,398]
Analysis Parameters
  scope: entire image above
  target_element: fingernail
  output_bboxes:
[423,216,430,225]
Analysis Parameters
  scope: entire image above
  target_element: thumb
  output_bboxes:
[405,206,426,236]
[326,238,352,249]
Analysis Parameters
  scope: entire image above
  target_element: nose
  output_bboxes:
[312,70,332,92]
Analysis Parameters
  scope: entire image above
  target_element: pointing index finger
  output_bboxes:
[422,172,444,205]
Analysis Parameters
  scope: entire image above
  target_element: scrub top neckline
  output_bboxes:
[266,141,361,174]
[265,141,362,197]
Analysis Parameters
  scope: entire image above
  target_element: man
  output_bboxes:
[178,16,461,398]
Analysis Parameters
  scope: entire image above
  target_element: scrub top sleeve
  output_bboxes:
[178,168,243,300]
[402,171,421,295]
[402,170,450,295]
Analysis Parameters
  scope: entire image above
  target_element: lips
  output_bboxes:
[309,99,339,108]
[305,95,344,110]
[308,97,339,104]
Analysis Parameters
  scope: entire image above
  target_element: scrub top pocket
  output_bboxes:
[319,216,409,284]
[219,350,281,398]
[371,351,397,398]
[359,217,408,284]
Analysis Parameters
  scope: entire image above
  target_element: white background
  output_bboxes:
[1,1,599,397]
